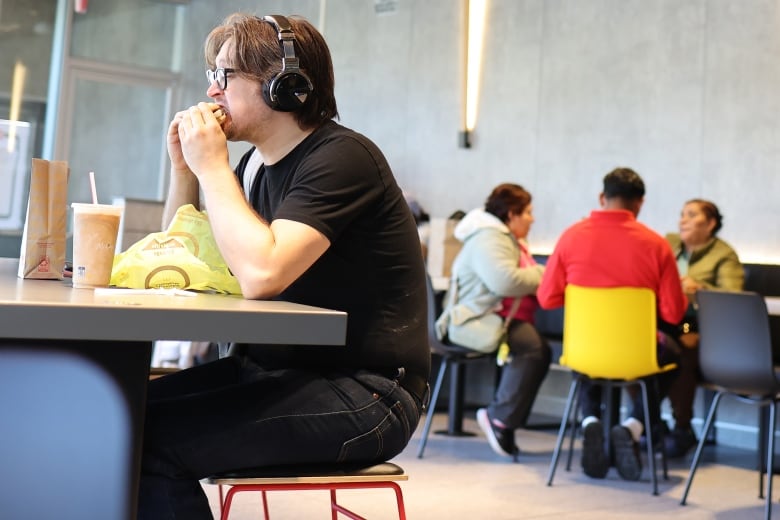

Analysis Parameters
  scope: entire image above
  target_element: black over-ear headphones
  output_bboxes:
[261,15,314,112]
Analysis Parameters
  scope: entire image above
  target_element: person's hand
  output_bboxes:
[679,332,700,349]
[177,102,230,182]
[166,110,190,174]
[680,275,702,295]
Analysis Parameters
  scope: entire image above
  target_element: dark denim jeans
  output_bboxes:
[137,356,421,519]
[488,320,552,429]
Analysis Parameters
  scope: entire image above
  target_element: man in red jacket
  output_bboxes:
[537,167,686,481]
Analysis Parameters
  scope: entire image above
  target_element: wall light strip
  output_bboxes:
[7,60,27,153]
[465,0,487,134]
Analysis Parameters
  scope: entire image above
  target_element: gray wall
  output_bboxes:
[2,0,778,262]
[175,0,779,262]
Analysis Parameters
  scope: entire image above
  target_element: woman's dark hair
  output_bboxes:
[204,13,338,128]
[484,183,532,223]
[687,198,723,236]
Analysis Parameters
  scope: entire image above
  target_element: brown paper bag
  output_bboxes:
[427,217,463,279]
[17,159,69,279]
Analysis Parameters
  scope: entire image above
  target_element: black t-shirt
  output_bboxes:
[234,120,429,381]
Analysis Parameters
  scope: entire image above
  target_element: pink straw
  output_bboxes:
[89,171,98,204]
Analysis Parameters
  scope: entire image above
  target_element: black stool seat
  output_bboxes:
[206,461,406,483]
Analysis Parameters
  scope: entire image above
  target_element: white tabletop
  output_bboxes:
[766,296,780,316]
[0,257,347,345]
[431,275,450,293]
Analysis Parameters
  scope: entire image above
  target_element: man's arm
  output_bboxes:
[162,170,201,229]
[162,108,201,228]
[174,103,331,299]
[714,249,745,292]
[537,246,567,309]
[657,246,687,325]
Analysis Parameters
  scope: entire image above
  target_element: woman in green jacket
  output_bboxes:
[664,199,744,457]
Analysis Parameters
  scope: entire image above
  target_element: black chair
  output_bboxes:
[0,347,133,519]
[680,290,780,520]
[416,273,494,458]
[698,263,780,444]
[744,263,780,296]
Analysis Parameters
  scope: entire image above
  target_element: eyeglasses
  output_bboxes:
[205,67,236,90]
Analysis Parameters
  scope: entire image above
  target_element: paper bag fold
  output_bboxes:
[18,159,69,279]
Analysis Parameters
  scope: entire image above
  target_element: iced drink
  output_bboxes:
[71,203,122,289]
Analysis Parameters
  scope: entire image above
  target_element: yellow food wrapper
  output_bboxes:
[110,204,241,295]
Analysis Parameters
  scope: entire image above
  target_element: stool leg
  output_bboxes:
[221,487,239,520]
[330,489,338,520]
[262,490,270,520]
[390,482,407,520]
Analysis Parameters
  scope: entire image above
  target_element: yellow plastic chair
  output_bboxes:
[546,285,677,495]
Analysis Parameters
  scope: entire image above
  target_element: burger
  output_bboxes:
[207,102,227,127]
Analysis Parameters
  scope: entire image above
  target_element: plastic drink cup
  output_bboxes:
[71,203,122,289]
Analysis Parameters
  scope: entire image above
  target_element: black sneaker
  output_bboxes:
[611,425,642,481]
[664,426,697,458]
[581,421,609,478]
[638,421,669,451]
[477,408,518,459]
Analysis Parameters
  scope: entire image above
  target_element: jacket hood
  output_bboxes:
[453,208,509,242]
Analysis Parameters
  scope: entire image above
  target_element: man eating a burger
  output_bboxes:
[138,13,429,519]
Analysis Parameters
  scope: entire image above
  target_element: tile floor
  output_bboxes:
[200,410,778,519]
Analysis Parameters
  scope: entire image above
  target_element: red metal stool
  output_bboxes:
[205,462,408,520]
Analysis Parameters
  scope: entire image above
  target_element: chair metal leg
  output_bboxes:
[439,362,471,435]
[547,378,581,486]
[416,357,448,458]
[650,377,669,481]
[681,391,724,505]
[763,402,775,520]
[565,419,578,471]
[759,404,770,500]
[702,386,718,444]
[638,380,659,496]
[565,379,582,472]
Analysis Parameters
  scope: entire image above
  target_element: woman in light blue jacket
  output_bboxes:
[437,183,550,459]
